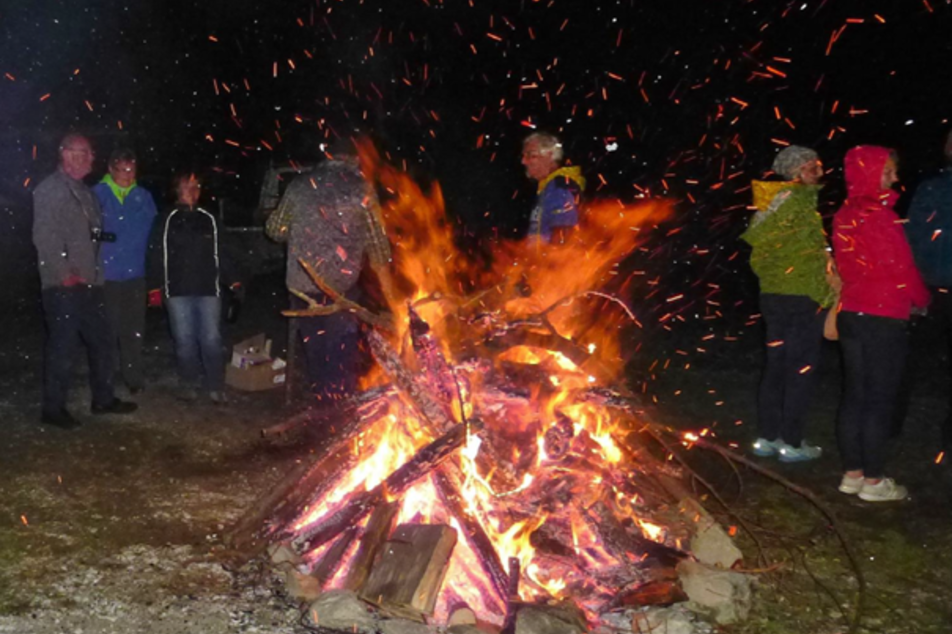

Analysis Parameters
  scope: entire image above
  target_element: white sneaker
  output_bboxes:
[751,438,781,457]
[777,441,822,463]
[858,478,908,502]
[838,474,864,495]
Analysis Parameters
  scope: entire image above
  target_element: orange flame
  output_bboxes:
[291,141,675,622]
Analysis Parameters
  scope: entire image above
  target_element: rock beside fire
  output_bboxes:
[378,618,437,634]
[690,521,743,570]
[598,605,711,634]
[679,498,743,569]
[515,604,587,634]
[280,563,323,602]
[447,626,490,634]
[268,541,303,566]
[304,589,379,633]
[676,560,751,625]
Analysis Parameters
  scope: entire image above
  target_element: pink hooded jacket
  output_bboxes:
[833,146,930,320]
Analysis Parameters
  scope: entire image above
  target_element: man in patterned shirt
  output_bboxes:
[266,137,390,403]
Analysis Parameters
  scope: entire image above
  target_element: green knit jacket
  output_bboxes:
[740,181,835,308]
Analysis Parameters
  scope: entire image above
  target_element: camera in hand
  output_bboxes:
[90,228,117,243]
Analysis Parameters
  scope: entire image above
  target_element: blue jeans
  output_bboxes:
[41,286,116,412]
[166,296,224,391]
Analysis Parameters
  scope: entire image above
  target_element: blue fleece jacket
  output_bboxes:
[906,169,952,287]
[92,182,158,281]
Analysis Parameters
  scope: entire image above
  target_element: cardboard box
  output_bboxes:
[225,334,286,391]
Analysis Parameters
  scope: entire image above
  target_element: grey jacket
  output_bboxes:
[265,159,389,295]
[33,169,105,288]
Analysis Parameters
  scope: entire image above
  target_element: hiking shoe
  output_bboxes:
[777,441,822,463]
[209,390,228,405]
[91,399,138,415]
[858,478,908,502]
[751,438,781,457]
[41,408,81,430]
[838,473,864,495]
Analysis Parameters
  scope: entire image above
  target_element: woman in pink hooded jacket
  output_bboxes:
[832,146,931,502]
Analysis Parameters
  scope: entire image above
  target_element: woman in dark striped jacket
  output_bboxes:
[153,173,227,404]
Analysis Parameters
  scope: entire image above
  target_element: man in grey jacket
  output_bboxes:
[33,134,137,428]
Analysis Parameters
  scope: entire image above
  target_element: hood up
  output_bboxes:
[844,145,896,208]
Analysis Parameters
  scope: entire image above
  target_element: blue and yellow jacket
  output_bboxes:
[528,166,585,243]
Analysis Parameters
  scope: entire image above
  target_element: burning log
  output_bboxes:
[432,466,510,603]
[499,556,521,634]
[366,328,456,434]
[408,304,463,406]
[343,501,400,592]
[607,576,687,610]
[360,523,458,619]
[225,432,364,561]
[311,527,360,587]
[293,421,474,554]
[588,502,687,570]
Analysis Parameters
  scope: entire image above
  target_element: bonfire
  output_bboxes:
[226,143,747,632]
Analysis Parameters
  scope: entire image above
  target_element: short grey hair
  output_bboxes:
[772,145,818,180]
[523,131,564,164]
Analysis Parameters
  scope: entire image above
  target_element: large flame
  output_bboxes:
[289,141,675,624]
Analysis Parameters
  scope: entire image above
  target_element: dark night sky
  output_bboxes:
[2,0,952,317]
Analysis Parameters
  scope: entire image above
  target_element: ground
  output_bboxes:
[1,264,951,633]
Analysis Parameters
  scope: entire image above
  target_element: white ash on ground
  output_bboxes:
[0,544,302,634]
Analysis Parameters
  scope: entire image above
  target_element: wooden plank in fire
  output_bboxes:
[343,501,400,592]
[360,523,458,619]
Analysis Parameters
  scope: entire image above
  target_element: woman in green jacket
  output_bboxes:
[741,146,836,462]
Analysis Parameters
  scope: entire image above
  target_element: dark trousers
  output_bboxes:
[103,278,147,390]
[41,286,116,413]
[295,292,365,403]
[757,294,826,446]
[166,296,224,391]
[836,312,909,479]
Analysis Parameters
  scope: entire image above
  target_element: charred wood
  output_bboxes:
[432,465,510,603]
[408,304,462,407]
[225,403,371,561]
[366,329,456,434]
[499,556,521,634]
[311,527,360,587]
[293,422,472,554]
